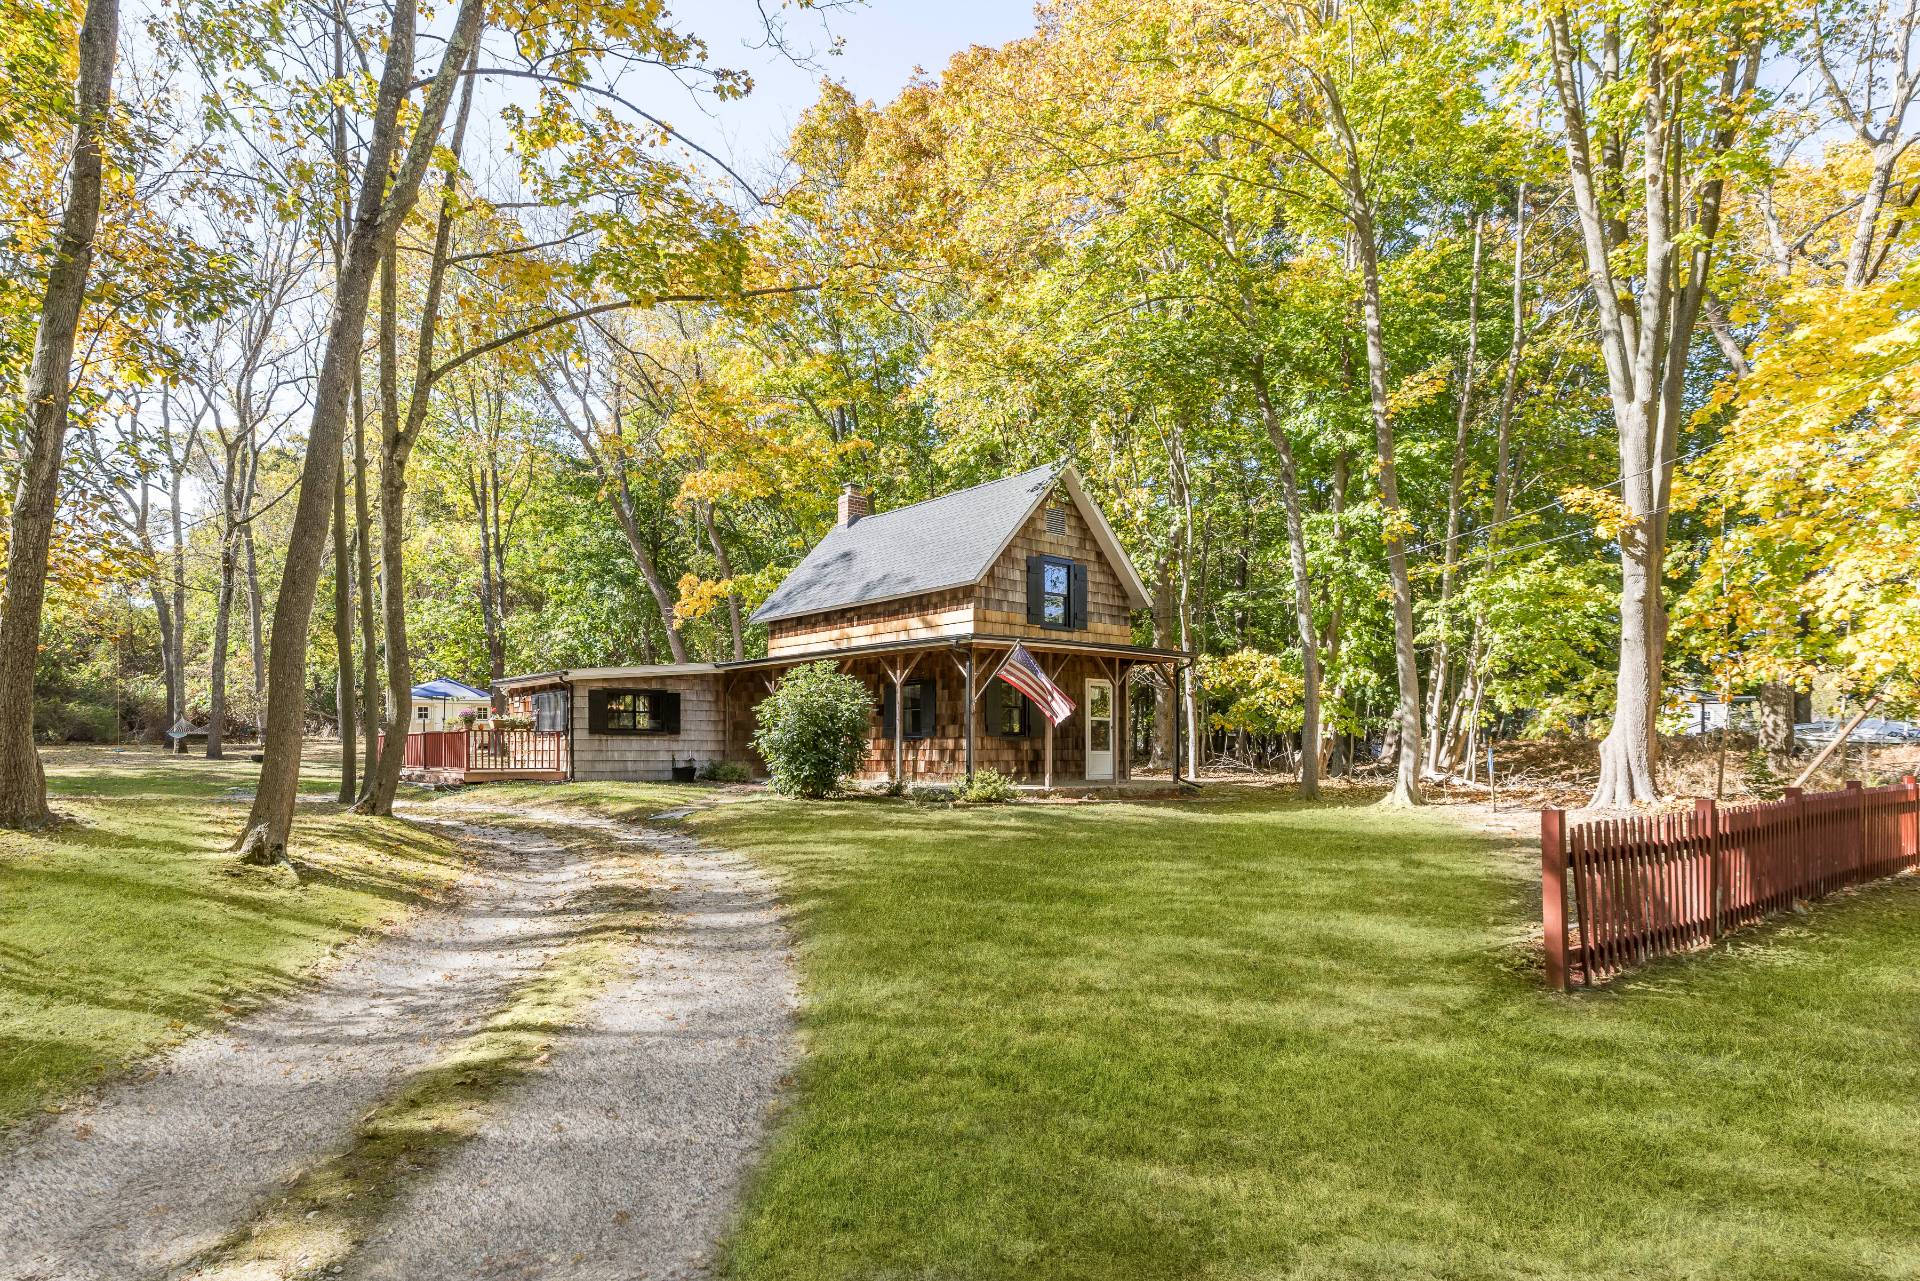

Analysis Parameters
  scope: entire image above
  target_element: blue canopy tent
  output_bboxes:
[409,678,492,731]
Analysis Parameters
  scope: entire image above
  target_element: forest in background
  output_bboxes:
[7,0,1920,838]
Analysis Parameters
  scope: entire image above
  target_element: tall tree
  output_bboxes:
[0,0,118,826]
[234,0,486,861]
[1542,0,1770,807]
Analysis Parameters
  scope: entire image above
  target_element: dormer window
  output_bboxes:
[1026,554,1088,630]
[1042,560,1070,624]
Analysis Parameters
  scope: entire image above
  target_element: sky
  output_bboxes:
[641,1,1043,183]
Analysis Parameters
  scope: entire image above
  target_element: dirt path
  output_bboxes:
[351,806,797,1281]
[0,803,797,1281]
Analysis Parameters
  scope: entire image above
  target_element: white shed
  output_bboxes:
[409,678,493,732]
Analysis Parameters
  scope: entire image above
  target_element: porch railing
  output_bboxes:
[384,728,569,778]
[464,727,568,775]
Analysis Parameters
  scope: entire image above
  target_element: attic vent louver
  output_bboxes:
[1045,506,1066,535]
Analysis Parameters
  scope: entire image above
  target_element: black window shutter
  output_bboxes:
[881,682,897,738]
[656,690,681,734]
[1069,562,1089,629]
[917,678,936,737]
[1026,554,1046,624]
[586,689,608,734]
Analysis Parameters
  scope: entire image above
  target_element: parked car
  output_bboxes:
[1795,717,1920,746]
[1795,719,1837,744]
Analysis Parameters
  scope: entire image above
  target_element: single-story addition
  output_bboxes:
[493,460,1193,788]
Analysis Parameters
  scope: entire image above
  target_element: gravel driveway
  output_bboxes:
[0,803,797,1281]
[351,809,798,1281]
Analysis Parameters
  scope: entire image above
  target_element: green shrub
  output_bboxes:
[698,759,752,783]
[752,661,874,798]
[954,767,1019,804]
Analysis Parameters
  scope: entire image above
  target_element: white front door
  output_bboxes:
[1085,678,1115,781]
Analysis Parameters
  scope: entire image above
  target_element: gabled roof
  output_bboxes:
[749,461,1152,626]
[411,677,490,701]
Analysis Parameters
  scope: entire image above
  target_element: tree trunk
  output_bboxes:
[208,543,234,760]
[1353,212,1423,806]
[237,0,486,862]
[1249,366,1319,798]
[353,383,381,781]
[360,422,414,815]
[1426,216,1483,773]
[0,0,119,827]
[607,483,692,663]
[333,437,357,801]
[165,392,192,750]
[1758,681,1795,770]
[243,521,265,735]
[1152,561,1174,769]
[1322,451,1350,778]
[360,62,477,817]
[699,498,746,661]
[474,461,509,700]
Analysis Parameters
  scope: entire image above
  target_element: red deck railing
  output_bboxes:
[1541,777,1920,989]
[379,729,569,780]
[463,727,567,775]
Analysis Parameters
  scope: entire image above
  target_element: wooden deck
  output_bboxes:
[390,729,569,785]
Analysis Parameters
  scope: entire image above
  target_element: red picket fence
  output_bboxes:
[1541,776,1920,989]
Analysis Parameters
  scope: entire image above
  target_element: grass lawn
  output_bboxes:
[0,745,464,1129]
[690,792,1920,1281]
[420,777,740,821]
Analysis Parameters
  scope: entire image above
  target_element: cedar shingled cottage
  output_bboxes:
[490,461,1192,788]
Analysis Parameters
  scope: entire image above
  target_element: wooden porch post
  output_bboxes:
[964,645,976,781]
[1041,651,1068,790]
[885,652,924,786]
[891,666,906,785]
[1116,660,1130,783]
[1044,713,1053,790]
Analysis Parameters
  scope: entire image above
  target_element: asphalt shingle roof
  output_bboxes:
[749,461,1064,626]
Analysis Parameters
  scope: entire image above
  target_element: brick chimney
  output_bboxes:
[837,483,871,527]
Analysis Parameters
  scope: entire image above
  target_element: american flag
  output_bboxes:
[997,642,1076,725]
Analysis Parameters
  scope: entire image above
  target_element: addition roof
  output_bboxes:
[748,461,1151,626]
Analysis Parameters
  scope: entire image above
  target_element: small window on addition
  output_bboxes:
[592,688,681,735]
[606,692,662,732]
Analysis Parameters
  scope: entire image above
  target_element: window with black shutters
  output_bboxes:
[587,688,681,735]
[989,682,1032,737]
[882,678,936,739]
[1026,554,1088,630]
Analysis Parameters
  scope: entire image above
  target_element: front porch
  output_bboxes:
[721,635,1192,789]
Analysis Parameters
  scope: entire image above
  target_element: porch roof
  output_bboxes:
[495,662,722,691]
[716,634,1191,673]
